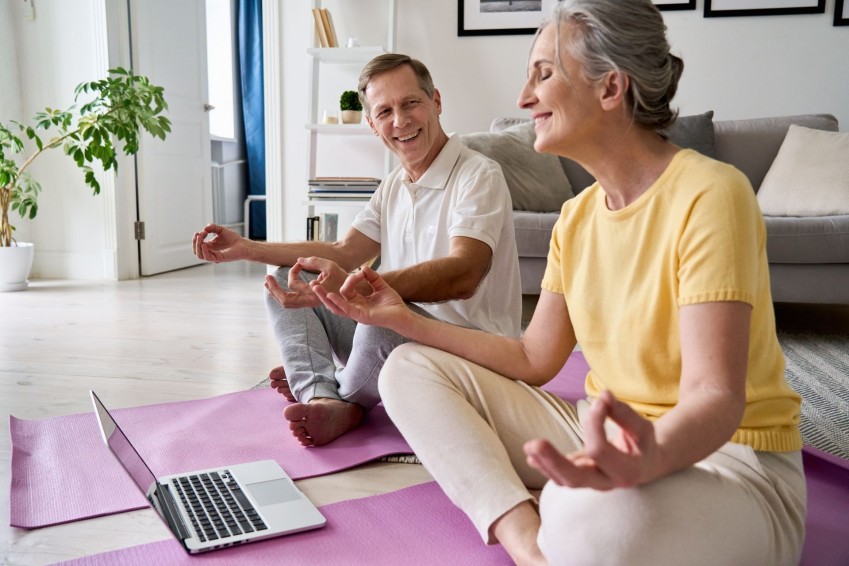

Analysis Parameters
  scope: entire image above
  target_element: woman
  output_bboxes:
[312,1,806,564]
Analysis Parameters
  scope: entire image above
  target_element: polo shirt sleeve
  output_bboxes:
[351,183,385,243]
[448,161,511,251]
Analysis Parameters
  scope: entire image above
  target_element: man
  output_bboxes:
[192,54,520,446]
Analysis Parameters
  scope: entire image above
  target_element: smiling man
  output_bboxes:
[192,53,521,447]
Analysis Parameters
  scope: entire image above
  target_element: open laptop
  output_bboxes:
[89,390,326,553]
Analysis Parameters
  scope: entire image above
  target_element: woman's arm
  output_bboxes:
[314,267,577,386]
[525,300,751,489]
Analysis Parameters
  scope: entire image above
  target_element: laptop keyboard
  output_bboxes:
[173,471,268,542]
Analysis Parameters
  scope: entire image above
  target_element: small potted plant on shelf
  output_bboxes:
[0,67,171,291]
[339,90,363,124]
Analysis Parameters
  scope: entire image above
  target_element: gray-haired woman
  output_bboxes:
[313,1,806,563]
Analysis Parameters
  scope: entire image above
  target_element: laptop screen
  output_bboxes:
[90,391,158,500]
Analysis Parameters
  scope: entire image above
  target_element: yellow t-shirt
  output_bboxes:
[542,149,802,452]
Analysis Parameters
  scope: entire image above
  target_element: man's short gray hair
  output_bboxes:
[357,54,436,115]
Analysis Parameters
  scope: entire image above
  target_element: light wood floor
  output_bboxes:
[0,262,431,565]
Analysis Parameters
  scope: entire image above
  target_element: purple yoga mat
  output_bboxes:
[9,353,591,530]
[9,387,412,529]
[53,482,511,566]
[52,451,849,565]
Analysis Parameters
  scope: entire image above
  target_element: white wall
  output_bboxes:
[6,0,113,279]
[6,0,849,277]
[279,0,849,242]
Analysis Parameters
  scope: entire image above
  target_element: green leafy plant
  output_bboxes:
[0,67,171,247]
[339,90,363,112]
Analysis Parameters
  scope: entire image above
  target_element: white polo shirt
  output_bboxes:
[352,135,521,338]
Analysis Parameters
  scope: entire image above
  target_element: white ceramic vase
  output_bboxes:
[0,242,35,292]
[340,110,362,124]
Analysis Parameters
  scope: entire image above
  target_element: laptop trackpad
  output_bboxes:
[245,479,302,506]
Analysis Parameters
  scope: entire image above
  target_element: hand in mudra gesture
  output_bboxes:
[312,266,413,332]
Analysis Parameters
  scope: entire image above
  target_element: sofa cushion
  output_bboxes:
[661,110,716,158]
[713,114,839,191]
[756,125,849,217]
[460,122,573,212]
[491,112,716,195]
[765,215,849,264]
[513,210,559,258]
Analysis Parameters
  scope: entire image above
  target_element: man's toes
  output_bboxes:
[283,402,309,422]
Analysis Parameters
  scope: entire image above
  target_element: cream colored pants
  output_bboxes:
[379,344,807,566]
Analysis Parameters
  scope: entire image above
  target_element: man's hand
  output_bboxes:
[192,223,248,263]
[524,390,660,491]
[264,256,354,309]
[313,266,413,333]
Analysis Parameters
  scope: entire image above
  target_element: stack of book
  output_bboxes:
[308,177,380,199]
[311,8,339,48]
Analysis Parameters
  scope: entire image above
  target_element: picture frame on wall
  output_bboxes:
[836,0,849,26]
[458,0,556,36]
[653,0,696,10]
[705,0,825,17]
[458,0,695,36]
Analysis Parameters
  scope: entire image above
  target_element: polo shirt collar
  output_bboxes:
[402,134,461,191]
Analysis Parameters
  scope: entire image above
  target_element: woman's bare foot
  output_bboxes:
[282,398,365,446]
[268,366,295,402]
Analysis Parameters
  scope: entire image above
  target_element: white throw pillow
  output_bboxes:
[756,125,849,216]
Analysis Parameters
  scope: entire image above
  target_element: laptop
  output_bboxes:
[89,390,326,553]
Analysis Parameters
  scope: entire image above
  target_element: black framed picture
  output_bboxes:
[653,0,697,11]
[458,0,554,36]
[836,0,849,26]
[458,0,696,36]
[705,0,826,17]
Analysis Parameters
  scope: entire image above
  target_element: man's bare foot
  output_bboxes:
[269,366,295,402]
[282,398,365,447]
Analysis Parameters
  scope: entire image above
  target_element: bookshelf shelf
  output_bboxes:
[307,46,385,64]
[305,123,372,134]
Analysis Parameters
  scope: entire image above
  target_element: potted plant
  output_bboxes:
[339,90,363,124]
[0,67,170,291]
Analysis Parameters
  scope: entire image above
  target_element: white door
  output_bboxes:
[131,0,213,275]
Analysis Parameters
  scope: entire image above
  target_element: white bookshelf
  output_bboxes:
[305,1,397,240]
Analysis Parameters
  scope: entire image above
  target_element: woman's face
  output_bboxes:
[518,23,601,157]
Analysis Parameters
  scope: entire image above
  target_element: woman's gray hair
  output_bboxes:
[357,54,436,115]
[541,0,684,131]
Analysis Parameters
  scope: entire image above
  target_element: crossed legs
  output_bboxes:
[379,343,807,565]
[264,266,413,446]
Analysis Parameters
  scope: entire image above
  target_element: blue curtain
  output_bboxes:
[238,0,266,239]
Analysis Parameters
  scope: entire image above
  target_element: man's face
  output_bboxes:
[365,65,443,180]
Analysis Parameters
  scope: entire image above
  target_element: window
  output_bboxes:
[206,0,236,140]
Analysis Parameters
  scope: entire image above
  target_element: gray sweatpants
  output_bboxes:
[264,266,424,409]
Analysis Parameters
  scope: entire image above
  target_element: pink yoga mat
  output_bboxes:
[9,387,412,529]
[53,452,849,566]
[9,353,591,530]
[55,482,512,566]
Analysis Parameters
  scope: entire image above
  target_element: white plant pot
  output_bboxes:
[340,110,362,124]
[0,242,35,292]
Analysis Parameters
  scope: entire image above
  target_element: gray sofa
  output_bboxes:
[461,113,849,305]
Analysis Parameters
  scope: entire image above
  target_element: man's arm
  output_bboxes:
[193,223,380,271]
[380,236,492,303]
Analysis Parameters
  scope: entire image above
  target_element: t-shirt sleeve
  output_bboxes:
[540,201,569,295]
[677,166,763,307]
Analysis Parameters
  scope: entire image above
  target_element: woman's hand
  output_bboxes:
[525,390,661,490]
[312,266,414,332]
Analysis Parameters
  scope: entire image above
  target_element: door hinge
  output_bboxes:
[134,221,146,240]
